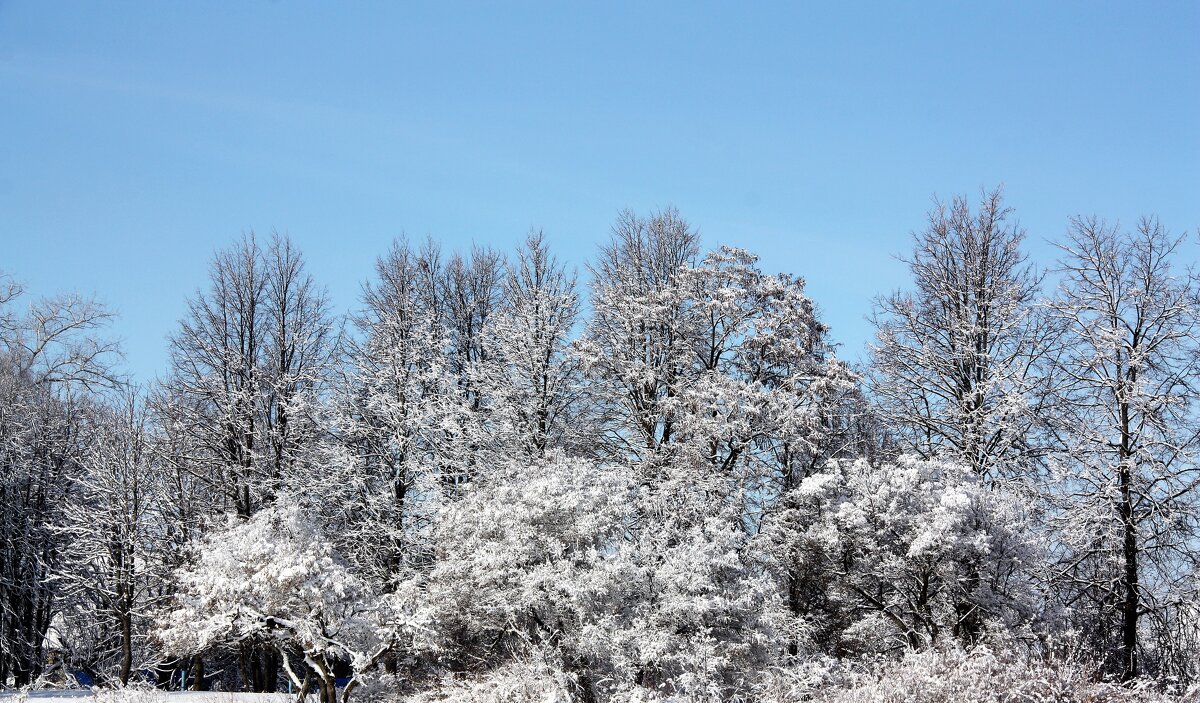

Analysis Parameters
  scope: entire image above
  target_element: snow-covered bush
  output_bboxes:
[416,454,630,696]
[758,643,1194,703]
[415,452,780,701]
[157,501,388,701]
[601,481,782,701]
[402,658,579,703]
[762,456,1042,655]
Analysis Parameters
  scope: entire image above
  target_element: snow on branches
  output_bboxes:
[158,501,387,701]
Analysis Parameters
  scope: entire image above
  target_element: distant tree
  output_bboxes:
[0,272,120,686]
[478,231,590,460]
[870,187,1057,483]
[582,211,858,493]
[55,390,163,686]
[441,245,505,487]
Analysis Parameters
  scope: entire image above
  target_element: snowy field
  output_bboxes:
[0,694,290,701]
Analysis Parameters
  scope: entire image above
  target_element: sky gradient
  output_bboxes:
[2,1,1198,380]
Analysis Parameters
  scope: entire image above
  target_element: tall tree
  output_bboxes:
[441,245,505,487]
[870,187,1056,482]
[581,207,700,464]
[0,273,119,685]
[329,238,456,589]
[55,390,163,686]
[478,231,588,460]
[1048,216,1200,680]
[160,233,334,692]
[580,211,863,692]
[162,232,334,519]
[263,235,338,497]
[163,235,268,518]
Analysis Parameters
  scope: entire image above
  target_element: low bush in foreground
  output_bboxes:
[380,646,1200,703]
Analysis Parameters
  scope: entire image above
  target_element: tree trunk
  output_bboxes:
[259,647,279,692]
[118,603,132,685]
[1119,461,1140,680]
[296,667,312,703]
[189,656,205,691]
[320,675,337,703]
[1118,387,1140,682]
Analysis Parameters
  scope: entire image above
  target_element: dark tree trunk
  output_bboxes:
[118,604,132,685]
[1119,461,1140,681]
[189,655,205,691]
[1118,389,1140,682]
[258,647,279,692]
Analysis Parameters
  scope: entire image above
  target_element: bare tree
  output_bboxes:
[870,187,1056,483]
[1047,216,1200,680]
[163,234,268,518]
[162,232,334,519]
[55,389,163,686]
[479,230,587,459]
[263,234,338,495]
[0,273,120,686]
[159,233,335,692]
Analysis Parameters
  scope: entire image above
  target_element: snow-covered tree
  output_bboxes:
[54,390,165,686]
[580,208,700,464]
[0,273,120,686]
[1047,216,1200,680]
[13,204,1200,699]
[158,233,337,691]
[672,246,862,511]
[870,187,1056,483]
[477,231,591,461]
[581,213,866,668]
[329,238,460,590]
[604,485,782,701]
[158,501,390,703]
[582,213,856,490]
[416,453,629,697]
[419,452,779,701]
[262,235,339,500]
[762,456,1041,655]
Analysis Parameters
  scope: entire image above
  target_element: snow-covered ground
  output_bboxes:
[0,693,291,701]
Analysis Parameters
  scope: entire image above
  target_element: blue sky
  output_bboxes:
[2,1,1197,380]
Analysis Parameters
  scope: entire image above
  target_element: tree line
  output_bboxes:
[2,189,1198,701]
